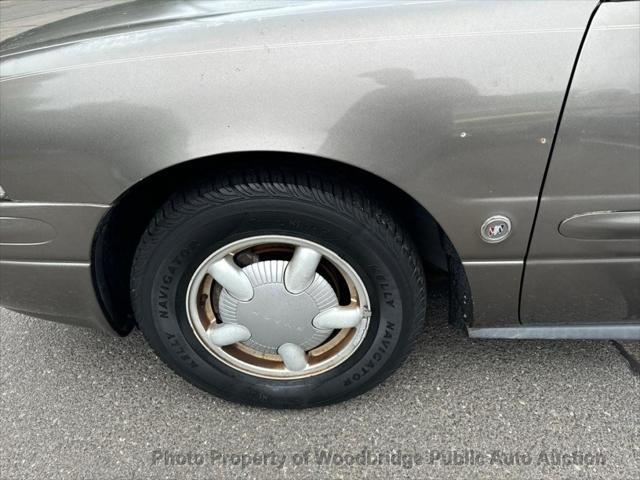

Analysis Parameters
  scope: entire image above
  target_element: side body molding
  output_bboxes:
[559,211,640,240]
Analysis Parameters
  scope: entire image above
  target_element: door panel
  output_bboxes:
[521,1,640,324]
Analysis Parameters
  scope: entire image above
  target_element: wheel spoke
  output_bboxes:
[207,323,251,346]
[284,246,322,293]
[277,343,308,371]
[207,256,254,301]
[312,306,363,330]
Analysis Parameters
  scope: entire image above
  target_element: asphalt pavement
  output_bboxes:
[1,1,639,479]
[0,0,129,41]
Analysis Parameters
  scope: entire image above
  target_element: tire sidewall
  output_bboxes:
[135,196,418,407]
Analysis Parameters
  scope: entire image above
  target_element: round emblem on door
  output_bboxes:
[480,215,512,243]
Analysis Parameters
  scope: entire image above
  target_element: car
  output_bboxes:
[0,0,638,408]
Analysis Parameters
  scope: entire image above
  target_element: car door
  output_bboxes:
[521,0,640,325]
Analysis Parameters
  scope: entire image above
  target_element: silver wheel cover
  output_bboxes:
[186,235,371,379]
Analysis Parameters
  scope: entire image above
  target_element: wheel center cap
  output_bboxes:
[217,260,338,354]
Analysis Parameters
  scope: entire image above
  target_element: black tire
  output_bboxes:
[130,169,426,408]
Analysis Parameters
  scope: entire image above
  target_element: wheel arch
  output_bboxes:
[91,151,471,335]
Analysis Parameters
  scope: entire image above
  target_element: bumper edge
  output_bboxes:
[0,260,116,335]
